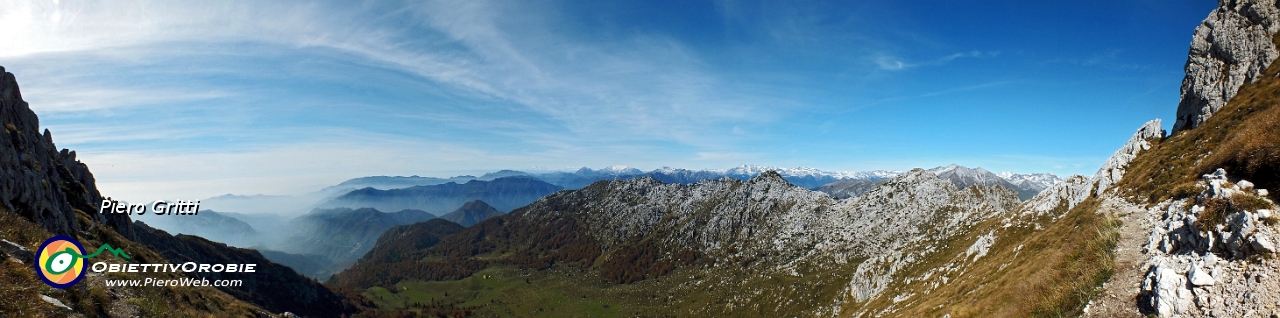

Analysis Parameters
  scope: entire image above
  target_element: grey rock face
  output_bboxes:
[1022,175,1094,217]
[1095,119,1165,196]
[1173,0,1280,132]
[815,178,885,199]
[0,66,131,236]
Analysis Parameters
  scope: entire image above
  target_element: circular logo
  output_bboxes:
[35,235,87,289]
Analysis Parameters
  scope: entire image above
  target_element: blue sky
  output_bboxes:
[1,0,1217,201]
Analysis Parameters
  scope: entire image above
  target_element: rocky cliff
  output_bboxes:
[1174,0,1280,132]
[0,66,131,237]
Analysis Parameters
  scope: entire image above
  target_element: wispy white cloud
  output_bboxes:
[2,0,1150,199]
[5,0,785,147]
[875,50,999,71]
[23,86,231,113]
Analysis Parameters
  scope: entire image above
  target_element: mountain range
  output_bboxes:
[320,176,563,214]
[928,164,1062,200]
[326,2,1280,314]
[329,169,1025,316]
[4,1,1277,316]
[276,207,437,279]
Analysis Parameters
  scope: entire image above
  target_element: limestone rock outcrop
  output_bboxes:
[1021,119,1164,218]
[1094,119,1165,196]
[0,66,132,237]
[1134,169,1280,317]
[1173,0,1280,132]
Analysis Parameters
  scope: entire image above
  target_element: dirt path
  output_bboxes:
[1084,197,1153,318]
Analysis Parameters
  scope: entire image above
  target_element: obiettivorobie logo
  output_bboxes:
[35,235,131,289]
[35,235,258,289]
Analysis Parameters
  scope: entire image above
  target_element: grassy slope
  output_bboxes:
[357,198,1119,318]
[0,206,269,317]
[360,253,864,317]
[856,198,1117,317]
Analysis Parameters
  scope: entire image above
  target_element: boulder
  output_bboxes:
[1238,180,1255,190]
[1252,234,1276,253]
[1189,266,1215,286]
[1144,265,1194,318]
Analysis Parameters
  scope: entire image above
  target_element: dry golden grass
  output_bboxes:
[0,207,56,316]
[866,197,1118,318]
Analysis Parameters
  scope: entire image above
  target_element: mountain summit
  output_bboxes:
[439,200,504,227]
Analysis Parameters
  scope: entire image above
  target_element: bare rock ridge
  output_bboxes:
[1174,0,1280,132]
[1094,119,1165,196]
[334,167,1023,316]
[0,66,131,237]
[1021,120,1163,218]
[816,178,885,199]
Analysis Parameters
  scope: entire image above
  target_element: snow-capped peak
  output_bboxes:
[718,165,900,181]
[601,165,639,173]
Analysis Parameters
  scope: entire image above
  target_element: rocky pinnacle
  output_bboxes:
[1174,0,1280,132]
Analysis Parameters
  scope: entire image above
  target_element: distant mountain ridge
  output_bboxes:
[283,207,437,277]
[0,66,361,316]
[927,164,1063,200]
[323,175,480,193]
[386,165,905,190]
[321,176,563,214]
[133,209,259,247]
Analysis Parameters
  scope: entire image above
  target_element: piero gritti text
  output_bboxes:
[99,197,201,215]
